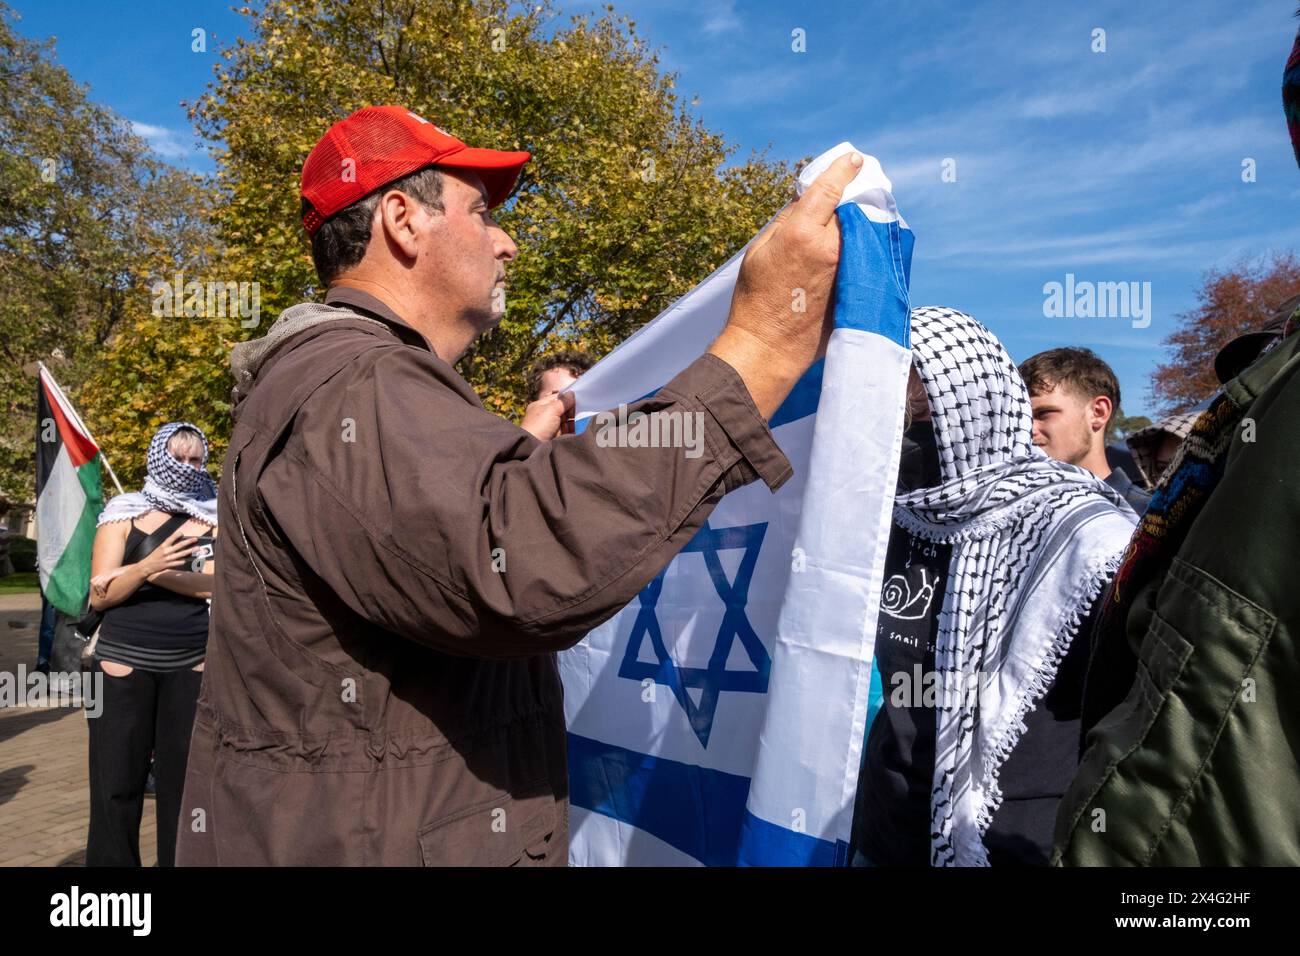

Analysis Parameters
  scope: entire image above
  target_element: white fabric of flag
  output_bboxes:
[561,143,915,866]
[36,365,104,616]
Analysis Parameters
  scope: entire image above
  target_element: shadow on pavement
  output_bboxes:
[0,763,33,808]
[0,705,74,746]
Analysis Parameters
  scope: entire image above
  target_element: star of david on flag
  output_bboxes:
[619,520,770,748]
[561,142,914,866]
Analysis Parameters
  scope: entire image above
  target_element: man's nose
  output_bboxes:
[493,226,518,262]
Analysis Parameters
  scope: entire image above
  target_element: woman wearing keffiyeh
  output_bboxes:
[85,421,219,867]
[97,421,220,527]
[852,306,1136,867]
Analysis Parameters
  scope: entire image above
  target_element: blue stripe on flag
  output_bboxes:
[831,204,911,348]
[736,809,848,867]
[568,732,843,866]
[767,358,823,429]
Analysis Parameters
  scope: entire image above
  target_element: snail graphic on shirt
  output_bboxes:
[881,567,938,621]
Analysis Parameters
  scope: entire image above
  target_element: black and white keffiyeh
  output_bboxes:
[893,306,1136,866]
[98,421,219,527]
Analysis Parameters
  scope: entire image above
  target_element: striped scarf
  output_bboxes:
[98,421,219,526]
[894,307,1137,866]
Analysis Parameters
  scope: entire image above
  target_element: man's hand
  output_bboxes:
[708,151,863,419]
[521,393,566,441]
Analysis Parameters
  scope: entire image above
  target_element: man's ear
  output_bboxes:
[376,190,423,261]
[1091,395,1113,432]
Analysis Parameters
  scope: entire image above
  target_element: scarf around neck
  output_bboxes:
[98,421,219,527]
[893,306,1137,866]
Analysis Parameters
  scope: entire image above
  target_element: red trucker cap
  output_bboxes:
[300,105,530,235]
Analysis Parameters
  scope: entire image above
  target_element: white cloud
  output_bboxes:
[130,120,197,161]
[701,0,741,37]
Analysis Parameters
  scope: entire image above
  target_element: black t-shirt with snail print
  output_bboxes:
[850,522,951,866]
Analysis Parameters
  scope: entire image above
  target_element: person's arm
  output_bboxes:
[89,521,139,610]
[263,349,788,660]
[89,524,198,610]
[1078,581,1139,746]
[707,153,860,417]
[147,570,214,600]
[258,155,864,660]
[518,152,862,441]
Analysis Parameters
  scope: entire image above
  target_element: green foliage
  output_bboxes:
[75,168,227,492]
[5,534,37,573]
[194,0,795,420]
[4,0,794,498]
[0,572,40,593]
[0,2,219,497]
[1107,409,1152,441]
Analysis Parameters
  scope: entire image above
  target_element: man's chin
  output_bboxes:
[471,307,505,334]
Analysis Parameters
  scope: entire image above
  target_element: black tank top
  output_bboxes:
[99,520,212,661]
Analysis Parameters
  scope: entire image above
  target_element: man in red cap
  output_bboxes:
[177,105,863,865]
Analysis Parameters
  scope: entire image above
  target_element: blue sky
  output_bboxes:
[12,0,1300,417]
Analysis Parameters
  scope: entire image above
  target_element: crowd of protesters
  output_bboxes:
[55,20,1300,869]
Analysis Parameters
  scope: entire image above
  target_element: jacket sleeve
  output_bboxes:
[258,348,792,660]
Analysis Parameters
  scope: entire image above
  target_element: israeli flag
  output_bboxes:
[562,142,914,866]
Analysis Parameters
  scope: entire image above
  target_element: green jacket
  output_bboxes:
[1054,331,1300,866]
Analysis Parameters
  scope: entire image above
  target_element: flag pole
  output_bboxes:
[37,361,125,496]
[100,448,127,497]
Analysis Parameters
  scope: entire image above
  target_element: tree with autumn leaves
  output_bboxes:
[0,3,215,502]
[1151,253,1300,415]
[5,0,1300,501]
[185,0,794,420]
[58,0,797,495]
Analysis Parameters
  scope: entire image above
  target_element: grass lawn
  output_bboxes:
[0,572,41,595]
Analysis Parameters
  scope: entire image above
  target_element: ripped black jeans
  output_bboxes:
[85,659,203,867]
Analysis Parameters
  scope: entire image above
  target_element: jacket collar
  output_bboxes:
[1227,323,1300,408]
[324,286,436,356]
[1104,465,1134,495]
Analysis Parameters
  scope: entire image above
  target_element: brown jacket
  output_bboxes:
[176,287,791,866]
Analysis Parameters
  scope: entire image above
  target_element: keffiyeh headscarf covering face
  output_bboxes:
[143,422,217,512]
[97,421,218,526]
[894,307,1136,866]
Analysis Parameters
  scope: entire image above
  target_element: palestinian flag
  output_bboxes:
[36,366,104,615]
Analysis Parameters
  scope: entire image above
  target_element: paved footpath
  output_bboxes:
[0,593,157,867]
